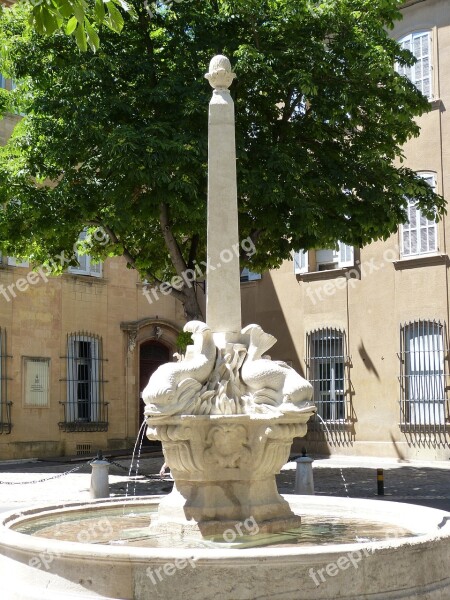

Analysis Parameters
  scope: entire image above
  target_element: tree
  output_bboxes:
[0,0,445,319]
[12,0,131,52]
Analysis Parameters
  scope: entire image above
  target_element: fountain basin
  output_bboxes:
[0,495,449,599]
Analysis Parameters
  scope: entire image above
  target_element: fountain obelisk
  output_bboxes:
[205,55,241,339]
[144,55,315,537]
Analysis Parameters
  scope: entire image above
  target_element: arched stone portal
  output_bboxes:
[120,318,181,446]
[138,341,170,445]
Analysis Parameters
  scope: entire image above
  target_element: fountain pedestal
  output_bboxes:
[147,415,310,535]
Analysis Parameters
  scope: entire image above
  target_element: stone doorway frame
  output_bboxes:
[120,318,180,443]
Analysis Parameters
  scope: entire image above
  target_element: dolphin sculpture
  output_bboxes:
[143,321,217,418]
[241,324,314,413]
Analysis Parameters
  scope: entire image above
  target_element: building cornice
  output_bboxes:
[393,254,449,270]
[400,0,428,8]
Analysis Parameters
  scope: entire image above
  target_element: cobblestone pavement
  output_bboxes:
[279,456,450,512]
[0,452,449,512]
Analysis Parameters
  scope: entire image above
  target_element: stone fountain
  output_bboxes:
[142,54,315,537]
[0,56,449,600]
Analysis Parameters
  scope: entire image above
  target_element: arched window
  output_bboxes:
[399,320,448,428]
[400,172,437,257]
[306,328,349,423]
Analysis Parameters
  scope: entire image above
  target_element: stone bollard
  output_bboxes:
[294,449,314,495]
[90,450,110,499]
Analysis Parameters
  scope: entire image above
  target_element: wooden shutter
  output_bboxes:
[293,250,308,274]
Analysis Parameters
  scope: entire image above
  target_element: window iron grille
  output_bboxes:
[306,328,352,439]
[399,320,449,434]
[0,327,12,434]
[76,443,92,456]
[59,332,108,432]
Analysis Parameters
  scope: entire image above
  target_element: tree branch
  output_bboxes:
[98,222,163,285]
[187,233,200,270]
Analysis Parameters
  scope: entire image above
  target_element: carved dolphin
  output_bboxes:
[143,321,216,415]
[241,324,314,410]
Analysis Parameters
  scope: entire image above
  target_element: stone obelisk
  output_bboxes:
[144,55,315,538]
[205,56,241,338]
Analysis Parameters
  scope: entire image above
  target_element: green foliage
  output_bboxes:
[28,0,134,52]
[0,0,445,316]
[176,331,193,354]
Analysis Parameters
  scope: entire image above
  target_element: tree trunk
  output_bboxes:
[182,284,204,322]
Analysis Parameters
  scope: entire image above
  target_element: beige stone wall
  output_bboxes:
[0,251,190,459]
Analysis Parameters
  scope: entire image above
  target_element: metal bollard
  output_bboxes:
[90,450,110,499]
[377,468,384,496]
[294,448,315,495]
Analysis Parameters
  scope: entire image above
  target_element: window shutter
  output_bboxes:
[415,32,431,99]
[248,271,261,281]
[422,174,435,188]
[294,250,308,274]
[89,259,103,277]
[401,173,437,257]
[69,230,102,276]
[7,257,29,268]
[338,243,354,268]
[397,31,432,99]
[398,37,412,81]
[241,267,261,282]
[69,252,88,274]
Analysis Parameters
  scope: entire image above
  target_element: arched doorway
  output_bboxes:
[139,341,171,446]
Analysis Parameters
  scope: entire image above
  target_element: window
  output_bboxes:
[68,253,102,277]
[401,173,437,257]
[396,31,432,99]
[0,327,12,434]
[59,332,108,432]
[68,230,102,277]
[399,320,448,428]
[306,328,349,423]
[294,243,354,274]
[293,250,308,274]
[7,257,29,268]
[0,74,6,89]
[240,267,261,282]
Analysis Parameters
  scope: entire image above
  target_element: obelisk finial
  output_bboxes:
[205,55,241,341]
[205,55,236,90]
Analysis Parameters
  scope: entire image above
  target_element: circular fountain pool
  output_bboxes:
[1,494,449,600]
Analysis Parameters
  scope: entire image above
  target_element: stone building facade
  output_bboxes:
[1,0,449,461]
[0,246,189,458]
[243,0,450,461]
